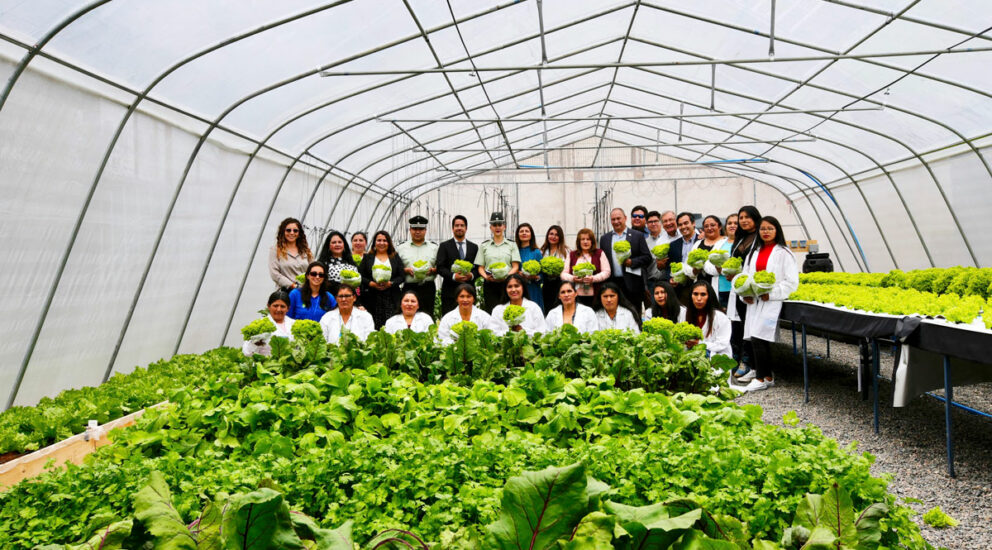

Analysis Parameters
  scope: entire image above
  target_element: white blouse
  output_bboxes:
[437,306,499,344]
[678,308,733,357]
[595,308,641,334]
[492,299,548,336]
[384,312,435,334]
[545,303,598,334]
[320,308,376,344]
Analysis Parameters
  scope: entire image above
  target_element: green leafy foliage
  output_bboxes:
[573,262,595,278]
[733,275,749,289]
[687,249,710,269]
[503,305,527,326]
[353,253,363,264]
[642,318,675,335]
[753,271,776,285]
[291,320,324,343]
[241,318,276,340]
[922,506,958,529]
[453,260,474,275]
[0,348,245,454]
[451,321,477,336]
[488,263,510,280]
[522,260,542,276]
[341,269,362,288]
[670,323,704,345]
[651,244,670,259]
[721,257,742,276]
[540,257,565,277]
[613,241,630,253]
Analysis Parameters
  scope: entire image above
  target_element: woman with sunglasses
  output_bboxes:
[288,261,338,322]
[268,217,313,291]
[321,284,375,344]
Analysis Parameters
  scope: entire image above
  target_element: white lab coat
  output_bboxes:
[678,309,733,357]
[545,303,598,334]
[437,306,499,344]
[384,312,435,334]
[241,315,295,356]
[595,308,641,334]
[320,308,376,344]
[741,245,799,342]
[492,299,547,336]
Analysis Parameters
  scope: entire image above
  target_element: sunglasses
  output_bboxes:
[631,214,645,219]
[285,228,300,233]
[308,271,326,278]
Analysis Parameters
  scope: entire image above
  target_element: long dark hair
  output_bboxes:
[746,215,787,266]
[649,281,682,323]
[732,205,762,259]
[371,230,397,257]
[500,273,532,305]
[515,223,538,251]
[687,280,720,337]
[540,225,568,258]
[301,261,334,311]
[594,281,642,330]
[268,290,290,308]
[317,230,356,265]
[395,289,421,315]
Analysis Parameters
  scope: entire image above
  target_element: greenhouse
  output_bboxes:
[1,1,991,549]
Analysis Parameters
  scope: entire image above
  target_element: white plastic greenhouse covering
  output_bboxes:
[1,0,991,408]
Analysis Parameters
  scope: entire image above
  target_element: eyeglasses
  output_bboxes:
[337,294,355,299]
[646,219,660,224]
[631,214,645,219]
[308,271,326,278]
[285,228,300,233]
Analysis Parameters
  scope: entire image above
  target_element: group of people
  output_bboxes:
[264,203,799,392]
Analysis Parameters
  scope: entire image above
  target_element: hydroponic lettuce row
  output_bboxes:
[800,267,992,300]
[521,259,541,276]
[0,335,929,549]
[688,248,710,269]
[240,317,276,340]
[540,256,564,277]
[0,348,245,454]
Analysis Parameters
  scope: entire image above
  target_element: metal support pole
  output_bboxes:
[943,355,956,478]
[872,338,880,434]
[802,323,809,403]
[825,333,831,358]
[791,321,797,355]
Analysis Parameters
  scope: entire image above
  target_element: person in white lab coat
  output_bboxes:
[384,290,435,334]
[491,274,547,336]
[682,281,732,358]
[738,216,799,391]
[241,291,296,357]
[437,283,500,344]
[593,281,641,333]
[321,284,375,344]
[545,281,598,334]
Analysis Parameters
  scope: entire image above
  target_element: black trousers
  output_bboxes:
[750,337,773,379]
[542,276,562,314]
[610,276,644,314]
[406,280,437,320]
[482,280,505,313]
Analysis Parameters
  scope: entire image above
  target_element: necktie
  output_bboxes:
[457,241,464,259]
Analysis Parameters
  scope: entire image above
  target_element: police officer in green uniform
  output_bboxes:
[472,212,521,312]
[396,215,439,319]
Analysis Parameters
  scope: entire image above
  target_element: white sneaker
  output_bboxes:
[737,369,757,382]
[743,378,770,392]
[765,376,775,388]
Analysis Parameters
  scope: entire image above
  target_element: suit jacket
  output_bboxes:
[599,229,652,277]
[436,238,479,295]
[358,253,405,301]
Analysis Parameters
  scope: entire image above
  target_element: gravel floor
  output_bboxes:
[734,329,992,550]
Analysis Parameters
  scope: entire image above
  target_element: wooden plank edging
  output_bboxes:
[0,401,168,490]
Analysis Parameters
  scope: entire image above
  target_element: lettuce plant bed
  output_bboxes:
[0,327,934,549]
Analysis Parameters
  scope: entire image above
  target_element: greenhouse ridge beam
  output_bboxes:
[588,0,640,171]
[379,108,880,122]
[316,46,992,77]
[414,138,816,152]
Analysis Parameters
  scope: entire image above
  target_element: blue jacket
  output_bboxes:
[288,288,337,322]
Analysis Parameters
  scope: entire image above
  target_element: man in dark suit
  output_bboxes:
[436,215,479,316]
[667,212,698,304]
[599,207,652,313]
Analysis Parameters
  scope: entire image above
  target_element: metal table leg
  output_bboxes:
[826,334,831,358]
[802,323,809,403]
[792,321,797,355]
[944,355,956,478]
[872,338,880,434]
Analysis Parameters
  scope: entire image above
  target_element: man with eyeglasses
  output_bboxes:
[436,215,479,316]
[630,205,650,235]
[396,215,439,319]
[643,210,670,294]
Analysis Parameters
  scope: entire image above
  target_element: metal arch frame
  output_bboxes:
[627,36,936,268]
[587,0,641,169]
[95,0,528,374]
[637,1,986,265]
[2,1,990,403]
[371,111,852,273]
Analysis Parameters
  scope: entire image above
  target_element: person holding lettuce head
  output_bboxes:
[396,215,439,319]
[472,212,520,312]
[436,215,479,316]
[492,273,547,336]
